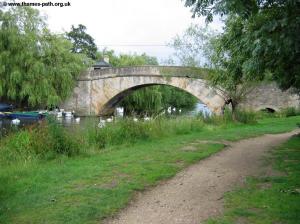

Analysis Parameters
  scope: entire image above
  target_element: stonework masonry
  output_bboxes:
[61,66,300,116]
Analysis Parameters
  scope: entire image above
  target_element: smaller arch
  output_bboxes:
[265,107,276,113]
[259,106,278,113]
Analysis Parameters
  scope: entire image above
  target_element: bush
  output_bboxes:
[235,110,257,124]
[281,107,300,117]
[0,117,82,165]
[197,109,257,125]
[46,117,81,157]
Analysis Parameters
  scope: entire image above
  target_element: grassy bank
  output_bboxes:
[206,133,300,224]
[0,115,299,223]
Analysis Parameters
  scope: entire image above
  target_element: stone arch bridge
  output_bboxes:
[62,66,299,116]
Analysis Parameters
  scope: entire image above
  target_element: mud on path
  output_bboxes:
[105,131,299,224]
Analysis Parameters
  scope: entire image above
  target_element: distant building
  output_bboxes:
[93,56,111,70]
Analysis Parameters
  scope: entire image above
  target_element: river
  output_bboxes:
[0,102,211,137]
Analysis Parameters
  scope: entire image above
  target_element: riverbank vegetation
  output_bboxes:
[206,133,300,224]
[0,7,88,108]
[0,113,299,223]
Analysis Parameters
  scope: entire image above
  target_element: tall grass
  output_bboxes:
[0,116,207,165]
[197,109,257,125]
[0,109,279,166]
[0,117,82,165]
[85,117,205,149]
[280,107,300,117]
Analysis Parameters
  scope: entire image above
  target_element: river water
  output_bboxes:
[0,103,211,138]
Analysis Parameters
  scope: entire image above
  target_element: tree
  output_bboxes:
[206,16,259,117]
[184,0,300,93]
[167,22,252,116]
[97,50,158,67]
[160,86,197,111]
[167,24,216,67]
[0,7,88,107]
[66,24,98,60]
[119,85,198,116]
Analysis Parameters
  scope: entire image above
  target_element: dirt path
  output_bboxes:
[105,131,299,224]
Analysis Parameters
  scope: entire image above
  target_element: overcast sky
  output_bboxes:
[16,0,223,62]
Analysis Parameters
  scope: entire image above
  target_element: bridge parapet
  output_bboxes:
[78,66,210,81]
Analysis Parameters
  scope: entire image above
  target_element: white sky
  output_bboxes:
[14,0,224,62]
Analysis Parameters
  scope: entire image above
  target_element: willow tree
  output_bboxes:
[0,7,88,108]
[167,24,216,67]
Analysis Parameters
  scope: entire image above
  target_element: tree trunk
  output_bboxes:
[231,101,238,121]
[221,98,233,116]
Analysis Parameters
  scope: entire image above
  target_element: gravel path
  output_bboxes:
[105,131,299,224]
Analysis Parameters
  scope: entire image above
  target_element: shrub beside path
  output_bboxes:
[105,130,299,224]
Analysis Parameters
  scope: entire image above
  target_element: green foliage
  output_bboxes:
[234,110,257,124]
[66,24,98,60]
[0,7,88,107]
[207,16,260,113]
[97,50,158,67]
[281,107,300,117]
[119,85,198,116]
[0,118,81,165]
[46,117,81,157]
[185,0,300,93]
[168,20,258,115]
[120,86,163,116]
[197,109,257,125]
[167,24,217,66]
[85,117,205,149]
[160,86,198,111]
[184,0,259,21]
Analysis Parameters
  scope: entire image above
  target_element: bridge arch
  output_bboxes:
[90,75,225,116]
[61,66,225,116]
[99,83,216,115]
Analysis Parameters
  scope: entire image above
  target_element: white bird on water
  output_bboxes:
[11,118,20,125]
[144,117,150,121]
[98,117,106,128]
[106,116,114,123]
[56,112,63,118]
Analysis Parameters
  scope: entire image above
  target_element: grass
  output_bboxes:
[0,115,299,223]
[205,131,300,224]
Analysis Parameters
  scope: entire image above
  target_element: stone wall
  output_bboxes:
[241,83,299,111]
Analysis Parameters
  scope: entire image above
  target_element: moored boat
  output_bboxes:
[0,112,9,118]
[7,112,46,120]
[0,103,13,112]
